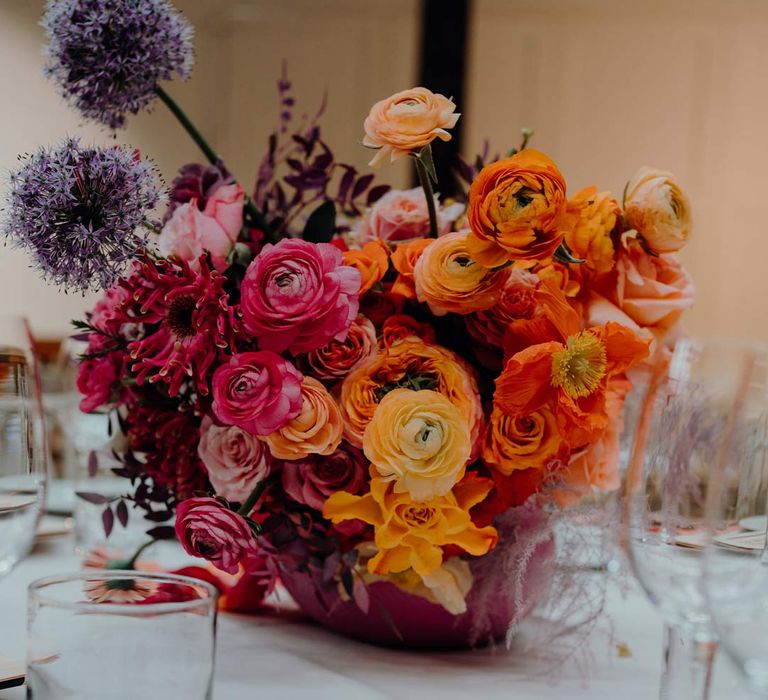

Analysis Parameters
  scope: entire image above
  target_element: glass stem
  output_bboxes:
[660,624,717,700]
[154,85,275,241]
[413,156,439,238]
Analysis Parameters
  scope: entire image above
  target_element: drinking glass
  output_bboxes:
[27,570,218,699]
[0,315,48,578]
[622,339,768,699]
[701,347,768,696]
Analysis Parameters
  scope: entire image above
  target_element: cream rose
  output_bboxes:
[624,166,692,253]
[363,88,460,168]
[362,388,471,500]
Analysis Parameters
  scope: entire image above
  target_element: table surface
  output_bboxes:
[0,537,758,700]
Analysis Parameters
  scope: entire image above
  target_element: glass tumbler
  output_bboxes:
[26,570,218,699]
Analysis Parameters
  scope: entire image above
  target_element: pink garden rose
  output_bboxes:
[302,314,377,382]
[158,183,244,271]
[355,187,463,246]
[280,442,368,510]
[198,415,271,502]
[175,497,257,574]
[211,351,303,436]
[240,239,362,354]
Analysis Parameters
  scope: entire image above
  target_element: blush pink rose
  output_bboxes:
[175,497,257,574]
[158,183,244,271]
[280,442,368,510]
[240,239,362,354]
[211,351,303,436]
[302,314,377,382]
[198,415,271,502]
[355,187,463,246]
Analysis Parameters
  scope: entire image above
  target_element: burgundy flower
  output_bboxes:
[76,347,122,413]
[164,162,234,222]
[281,442,368,511]
[211,351,303,436]
[175,497,257,574]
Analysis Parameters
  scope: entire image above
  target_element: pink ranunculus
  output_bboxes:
[281,442,368,511]
[76,346,122,413]
[240,239,362,354]
[175,497,257,574]
[157,183,244,271]
[354,187,463,246]
[211,351,303,436]
[302,314,378,382]
[198,415,271,502]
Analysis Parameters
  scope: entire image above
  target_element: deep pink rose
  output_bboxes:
[77,345,122,413]
[212,351,303,436]
[281,442,368,510]
[355,187,463,246]
[302,314,377,382]
[240,239,362,354]
[198,415,271,502]
[158,183,244,271]
[175,497,256,574]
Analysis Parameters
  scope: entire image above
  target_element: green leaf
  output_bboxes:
[302,200,336,243]
[554,242,585,265]
[417,144,438,184]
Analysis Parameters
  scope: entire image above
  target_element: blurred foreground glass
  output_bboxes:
[702,347,768,696]
[623,339,768,699]
[27,570,218,699]
[0,316,47,578]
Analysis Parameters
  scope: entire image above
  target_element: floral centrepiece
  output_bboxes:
[4,0,696,647]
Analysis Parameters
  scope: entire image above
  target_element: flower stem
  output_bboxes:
[127,539,155,569]
[413,156,439,238]
[154,85,275,242]
[237,478,272,517]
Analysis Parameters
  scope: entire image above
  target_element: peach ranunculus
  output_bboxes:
[302,314,378,383]
[565,186,620,274]
[339,337,483,452]
[355,187,463,246]
[482,403,563,476]
[363,88,460,168]
[158,183,244,271]
[624,166,692,253]
[323,475,498,578]
[381,314,437,347]
[391,239,432,299]
[413,231,511,316]
[363,388,471,500]
[260,377,343,460]
[588,237,694,343]
[466,149,570,268]
[342,240,389,294]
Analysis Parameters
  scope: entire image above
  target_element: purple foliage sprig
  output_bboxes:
[253,66,390,238]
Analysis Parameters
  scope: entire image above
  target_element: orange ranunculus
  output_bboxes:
[413,231,510,315]
[363,389,471,499]
[381,314,436,347]
[342,240,389,294]
[466,149,570,268]
[323,475,497,577]
[390,238,432,299]
[470,467,548,528]
[339,338,482,452]
[363,88,460,168]
[564,186,620,274]
[588,237,694,345]
[261,377,343,459]
[303,314,378,382]
[494,322,649,447]
[482,403,562,475]
[624,167,691,254]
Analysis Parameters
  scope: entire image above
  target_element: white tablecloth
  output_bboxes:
[0,537,757,699]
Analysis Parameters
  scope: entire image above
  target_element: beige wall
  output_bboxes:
[2,0,767,341]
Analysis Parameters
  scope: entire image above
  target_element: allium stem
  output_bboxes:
[154,85,275,241]
[414,156,438,238]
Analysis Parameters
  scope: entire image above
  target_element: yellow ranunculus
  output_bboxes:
[363,388,471,500]
[323,475,497,578]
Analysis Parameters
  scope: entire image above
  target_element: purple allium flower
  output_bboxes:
[42,0,194,129]
[3,138,162,292]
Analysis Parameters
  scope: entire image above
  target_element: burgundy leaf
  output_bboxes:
[143,510,174,522]
[102,505,114,539]
[286,158,304,172]
[87,450,99,478]
[352,173,374,199]
[311,152,333,171]
[115,500,129,528]
[366,184,390,206]
[352,577,371,614]
[146,525,176,540]
[76,491,109,505]
[337,167,356,203]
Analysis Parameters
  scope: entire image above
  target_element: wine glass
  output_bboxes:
[0,316,48,578]
[622,339,768,699]
[701,345,768,695]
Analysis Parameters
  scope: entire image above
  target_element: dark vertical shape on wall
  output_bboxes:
[417,0,470,198]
